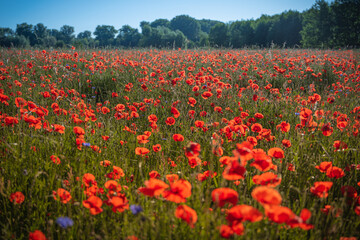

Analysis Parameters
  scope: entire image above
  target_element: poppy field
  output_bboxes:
[0,48,359,240]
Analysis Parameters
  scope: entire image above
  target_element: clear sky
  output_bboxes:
[1,0,318,35]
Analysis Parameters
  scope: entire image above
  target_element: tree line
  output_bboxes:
[0,0,359,49]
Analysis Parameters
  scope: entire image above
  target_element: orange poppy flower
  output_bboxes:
[310,181,333,198]
[162,173,177,181]
[163,179,191,203]
[73,126,85,136]
[173,134,184,142]
[222,160,246,181]
[83,195,103,215]
[315,161,332,173]
[276,121,290,132]
[148,114,158,123]
[10,191,25,204]
[135,147,150,156]
[252,172,281,187]
[250,149,273,172]
[53,188,72,204]
[321,123,333,136]
[109,195,129,213]
[82,173,97,187]
[282,139,291,148]
[264,205,295,224]
[138,178,169,197]
[175,205,197,228]
[211,188,238,207]
[226,204,263,223]
[52,124,65,134]
[251,186,282,205]
[137,135,149,144]
[188,97,197,107]
[233,141,253,163]
[104,180,122,196]
[267,148,284,159]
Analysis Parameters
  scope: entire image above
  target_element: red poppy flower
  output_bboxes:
[251,123,263,133]
[201,91,213,99]
[83,196,103,215]
[185,142,201,158]
[29,230,47,240]
[222,160,246,181]
[50,155,61,165]
[138,178,169,197]
[226,204,263,223]
[175,205,197,228]
[326,166,345,179]
[253,172,281,187]
[109,195,129,213]
[233,141,253,163]
[73,126,85,136]
[264,205,295,224]
[10,191,25,204]
[310,181,333,198]
[163,179,191,203]
[171,107,180,118]
[173,134,184,142]
[165,117,175,125]
[152,144,161,152]
[53,188,72,204]
[267,148,284,159]
[250,149,273,172]
[211,188,238,207]
[276,121,290,132]
[315,161,332,173]
[135,147,150,156]
[219,224,234,238]
[149,170,160,178]
[252,186,282,205]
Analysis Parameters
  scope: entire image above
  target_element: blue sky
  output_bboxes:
[1,0,318,35]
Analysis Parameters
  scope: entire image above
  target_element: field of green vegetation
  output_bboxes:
[0,48,359,239]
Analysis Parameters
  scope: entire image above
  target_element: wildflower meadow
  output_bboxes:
[0,48,359,239]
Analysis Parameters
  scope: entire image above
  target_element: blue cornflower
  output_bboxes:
[56,216,74,229]
[295,112,300,116]
[82,142,91,147]
[130,205,143,215]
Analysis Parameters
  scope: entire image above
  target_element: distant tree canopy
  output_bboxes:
[1,0,359,48]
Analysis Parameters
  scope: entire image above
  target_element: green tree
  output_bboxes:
[209,23,229,47]
[34,23,48,45]
[117,25,141,47]
[150,19,170,28]
[94,25,117,46]
[170,15,201,42]
[301,0,333,48]
[59,25,75,44]
[77,31,92,39]
[331,0,360,47]
[16,23,36,46]
[229,21,254,48]
[254,15,272,47]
